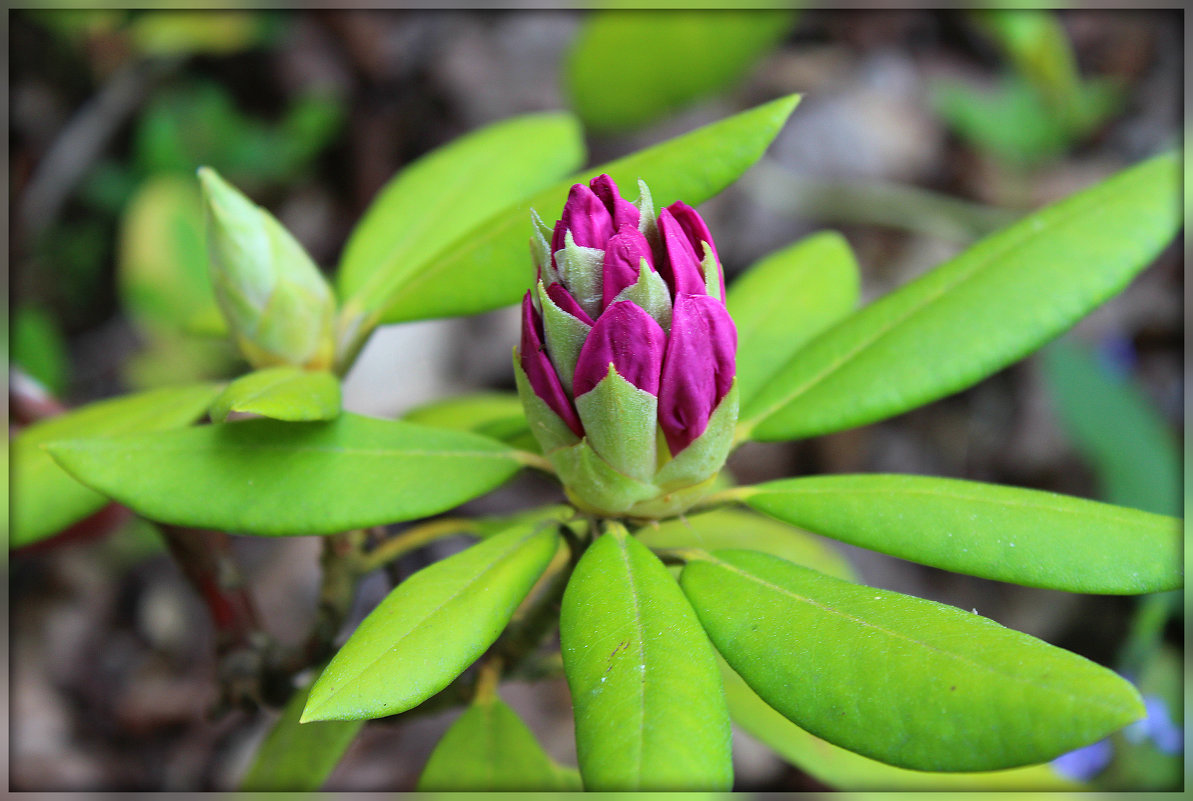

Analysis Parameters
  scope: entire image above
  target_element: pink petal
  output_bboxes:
[589,174,640,231]
[545,282,595,326]
[657,207,708,298]
[665,201,724,299]
[658,294,737,455]
[573,300,666,398]
[601,224,654,310]
[551,183,613,252]
[520,293,583,436]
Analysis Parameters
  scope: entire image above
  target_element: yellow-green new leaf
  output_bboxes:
[681,549,1144,772]
[12,383,221,549]
[303,521,561,721]
[742,474,1182,593]
[417,695,580,791]
[742,152,1180,441]
[46,413,525,536]
[560,527,732,791]
[210,366,341,423]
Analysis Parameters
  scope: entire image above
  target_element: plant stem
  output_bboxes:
[357,517,480,573]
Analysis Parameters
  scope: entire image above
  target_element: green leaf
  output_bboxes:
[727,231,860,410]
[239,673,363,791]
[11,383,221,549]
[209,367,341,423]
[741,474,1182,594]
[117,175,219,338]
[45,412,526,536]
[13,305,69,395]
[1040,340,1180,516]
[565,10,796,133]
[336,112,585,315]
[372,93,801,325]
[401,392,534,451]
[720,656,1082,790]
[417,694,579,791]
[681,549,1145,772]
[560,526,732,790]
[637,507,854,582]
[741,152,1180,441]
[303,521,561,721]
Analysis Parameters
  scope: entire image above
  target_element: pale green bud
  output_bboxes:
[198,166,336,370]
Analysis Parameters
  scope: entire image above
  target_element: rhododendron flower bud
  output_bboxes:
[199,166,336,371]
[514,174,737,518]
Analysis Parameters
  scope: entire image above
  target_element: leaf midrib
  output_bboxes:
[757,480,1172,531]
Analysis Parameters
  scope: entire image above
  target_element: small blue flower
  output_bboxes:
[1051,738,1113,781]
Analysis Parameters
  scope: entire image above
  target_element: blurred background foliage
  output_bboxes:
[9,7,1182,791]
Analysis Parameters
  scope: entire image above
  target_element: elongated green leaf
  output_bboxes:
[727,231,860,410]
[681,549,1144,772]
[560,527,732,790]
[303,521,561,721]
[637,507,854,582]
[239,673,363,791]
[720,656,1082,790]
[46,412,525,536]
[372,93,801,324]
[12,383,221,549]
[566,10,796,133]
[741,474,1182,594]
[417,694,579,791]
[741,152,1180,441]
[337,112,585,308]
[209,366,341,423]
[402,392,534,451]
[1040,340,1180,516]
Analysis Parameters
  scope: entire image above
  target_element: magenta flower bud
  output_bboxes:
[517,175,739,519]
[574,301,665,398]
[519,293,583,437]
[657,207,711,298]
[665,200,725,299]
[658,294,738,455]
[601,225,654,308]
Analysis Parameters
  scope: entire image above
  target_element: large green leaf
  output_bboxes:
[1040,340,1180,516]
[741,474,1182,594]
[636,507,854,581]
[720,656,1081,790]
[741,152,1180,441]
[209,366,341,423]
[726,231,860,411]
[239,673,363,791]
[336,112,584,311]
[565,10,796,133]
[372,93,801,325]
[681,549,1144,772]
[417,694,580,791]
[45,412,526,536]
[560,526,732,790]
[11,383,221,549]
[302,521,561,721]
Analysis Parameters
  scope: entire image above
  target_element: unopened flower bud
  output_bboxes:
[514,174,738,519]
[199,166,336,370]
